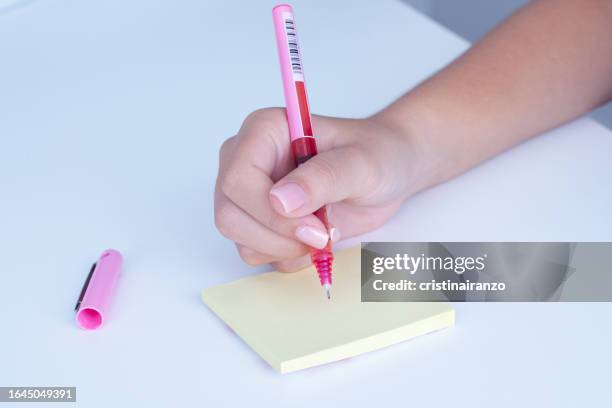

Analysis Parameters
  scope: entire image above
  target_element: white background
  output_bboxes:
[1,0,611,406]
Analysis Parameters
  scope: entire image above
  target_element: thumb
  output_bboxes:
[269,146,377,217]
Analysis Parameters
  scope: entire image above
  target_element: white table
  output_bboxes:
[1,0,611,406]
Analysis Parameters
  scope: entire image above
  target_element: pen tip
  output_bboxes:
[323,283,331,300]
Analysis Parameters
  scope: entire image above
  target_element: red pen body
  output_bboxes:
[273,4,333,297]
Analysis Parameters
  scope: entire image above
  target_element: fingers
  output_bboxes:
[269,146,380,217]
[272,254,311,273]
[229,108,294,180]
[228,108,338,180]
[215,184,308,259]
[216,108,354,268]
[235,246,312,273]
[234,244,277,266]
[231,206,343,272]
[218,156,329,249]
[218,108,331,251]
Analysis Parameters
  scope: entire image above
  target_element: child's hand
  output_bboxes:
[214,108,425,271]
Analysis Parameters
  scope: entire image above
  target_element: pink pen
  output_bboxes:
[75,249,123,330]
[272,4,334,299]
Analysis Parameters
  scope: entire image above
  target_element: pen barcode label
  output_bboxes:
[283,13,304,81]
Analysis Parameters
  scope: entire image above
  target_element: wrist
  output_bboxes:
[369,95,449,196]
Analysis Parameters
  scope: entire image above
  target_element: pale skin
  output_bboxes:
[215,0,612,272]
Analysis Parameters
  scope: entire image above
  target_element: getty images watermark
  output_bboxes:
[361,242,612,302]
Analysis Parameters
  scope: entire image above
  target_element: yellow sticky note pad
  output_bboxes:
[201,247,454,374]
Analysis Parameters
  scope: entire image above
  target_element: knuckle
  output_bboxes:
[219,166,241,199]
[214,201,238,239]
[219,136,235,162]
[244,107,284,127]
[273,255,309,273]
[272,260,296,273]
[237,246,265,266]
[240,108,285,143]
[232,108,288,170]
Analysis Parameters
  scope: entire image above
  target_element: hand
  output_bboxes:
[214,108,425,271]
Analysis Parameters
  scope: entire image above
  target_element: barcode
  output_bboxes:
[284,18,302,76]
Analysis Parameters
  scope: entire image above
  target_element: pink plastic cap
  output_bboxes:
[76,249,122,330]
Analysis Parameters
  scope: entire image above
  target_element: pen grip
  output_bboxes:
[311,206,334,286]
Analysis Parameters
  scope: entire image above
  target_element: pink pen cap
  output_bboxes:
[75,249,123,330]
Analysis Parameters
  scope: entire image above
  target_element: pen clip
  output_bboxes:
[74,262,97,311]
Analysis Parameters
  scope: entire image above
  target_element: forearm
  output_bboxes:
[376,0,612,193]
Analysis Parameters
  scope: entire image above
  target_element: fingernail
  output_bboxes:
[270,183,306,214]
[330,227,341,242]
[295,226,329,249]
